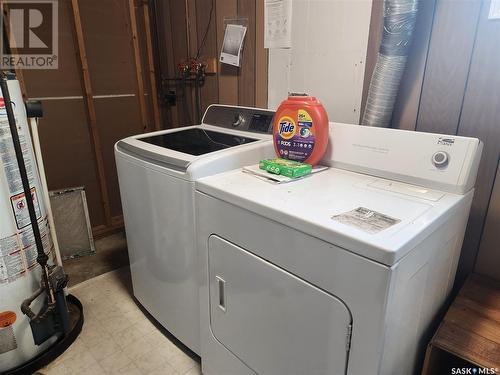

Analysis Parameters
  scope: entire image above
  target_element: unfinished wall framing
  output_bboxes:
[3,0,266,237]
[14,0,161,237]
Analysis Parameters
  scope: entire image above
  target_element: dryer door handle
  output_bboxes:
[216,276,227,313]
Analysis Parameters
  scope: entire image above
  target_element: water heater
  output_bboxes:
[0,78,56,372]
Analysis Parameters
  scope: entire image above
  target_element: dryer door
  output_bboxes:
[208,235,352,375]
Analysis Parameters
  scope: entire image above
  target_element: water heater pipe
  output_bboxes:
[362,0,419,127]
[29,117,63,268]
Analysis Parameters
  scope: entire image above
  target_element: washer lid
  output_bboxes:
[140,128,258,156]
[196,168,468,266]
[117,125,263,171]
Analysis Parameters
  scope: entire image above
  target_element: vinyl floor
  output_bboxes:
[39,267,201,375]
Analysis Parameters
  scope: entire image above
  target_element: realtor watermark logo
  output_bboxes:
[0,0,58,69]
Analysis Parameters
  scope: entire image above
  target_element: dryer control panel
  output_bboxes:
[202,105,275,134]
[323,123,483,195]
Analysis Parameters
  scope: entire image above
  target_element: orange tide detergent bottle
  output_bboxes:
[273,94,329,166]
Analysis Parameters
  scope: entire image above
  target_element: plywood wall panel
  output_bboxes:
[23,0,82,97]
[154,0,264,122]
[216,0,239,105]
[14,0,159,234]
[78,0,138,96]
[37,99,105,226]
[474,162,500,281]
[169,0,193,125]
[237,0,255,107]
[187,0,201,122]
[196,0,219,114]
[416,0,482,135]
[153,0,176,127]
[139,1,162,130]
[254,0,268,108]
[456,0,500,280]
[129,0,151,132]
[94,97,142,218]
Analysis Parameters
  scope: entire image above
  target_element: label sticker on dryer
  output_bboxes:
[331,207,400,234]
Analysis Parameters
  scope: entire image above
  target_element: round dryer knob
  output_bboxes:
[432,151,449,168]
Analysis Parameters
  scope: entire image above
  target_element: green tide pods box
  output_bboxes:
[259,158,312,179]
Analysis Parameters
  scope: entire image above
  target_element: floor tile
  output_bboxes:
[39,267,200,375]
[183,363,202,375]
[146,361,179,375]
[168,352,197,374]
[110,363,142,375]
[75,361,107,375]
[87,337,121,362]
[111,325,145,350]
[122,336,155,361]
[60,350,98,374]
[99,350,132,373]
[100,315,132,336]
[134,347,170,373]
[40,361,69,375]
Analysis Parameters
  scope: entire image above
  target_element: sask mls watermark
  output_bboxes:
[0,0,58,69]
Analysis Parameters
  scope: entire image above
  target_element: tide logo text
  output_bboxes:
[278,117,296,140]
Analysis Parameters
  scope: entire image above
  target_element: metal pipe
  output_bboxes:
[29,117,63,268]
[362,0,419,127]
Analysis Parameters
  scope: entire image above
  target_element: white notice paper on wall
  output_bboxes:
[220,24,247,67]
[489,0,500,19]
[264,0,292,49]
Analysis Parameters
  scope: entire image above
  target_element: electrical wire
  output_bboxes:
[195,0,215,59]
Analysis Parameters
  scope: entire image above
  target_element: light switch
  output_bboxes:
[489,0,500,20]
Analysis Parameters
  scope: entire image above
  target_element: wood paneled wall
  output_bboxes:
[363,0,500,284]
[15,0,160,237]
[152,0,268,128]
[474,162,500,281]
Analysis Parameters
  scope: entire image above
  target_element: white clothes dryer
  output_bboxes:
[195,123,482,374]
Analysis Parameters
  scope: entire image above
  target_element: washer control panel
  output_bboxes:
[202,105,275,134]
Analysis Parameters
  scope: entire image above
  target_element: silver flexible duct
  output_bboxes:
[362,0,419,127]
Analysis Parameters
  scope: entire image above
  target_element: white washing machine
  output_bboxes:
[195,123,482,374]
[115,105,275,355]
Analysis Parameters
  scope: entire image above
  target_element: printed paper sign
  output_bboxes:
[220,24,247,67]
[264,0,292,49]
